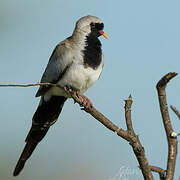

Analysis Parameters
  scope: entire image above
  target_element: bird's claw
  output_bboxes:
[63,86,93,109]
[79,95,93,109]
[64,86,73,93]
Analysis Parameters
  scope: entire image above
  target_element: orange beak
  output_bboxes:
[99,30,108,39]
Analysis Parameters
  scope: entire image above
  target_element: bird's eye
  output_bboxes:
[90,23,104,31]
[95,23,104,30]
[90,23,96,29]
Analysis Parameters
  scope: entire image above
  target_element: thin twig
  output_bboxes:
[170,105,180,120]
[0,82,56,87]
[124,95,134,133]
[123,95,153,180]
[156,72,178,180]
[149,166,166,180]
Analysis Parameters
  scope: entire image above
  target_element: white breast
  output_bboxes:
[65,61,103,91]
[45,56,104,99]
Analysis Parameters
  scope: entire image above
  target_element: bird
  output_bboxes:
[13,15,108,176]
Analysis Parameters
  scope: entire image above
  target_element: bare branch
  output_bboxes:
[81,95,154,179]
[0,82,121,132]
[0,82,56,88]
[0,83,154,179]
[122,96,153,180]
[149,166,165,180]
[156,72,178,180]
[170,105,180,120]
[124,95,135,133]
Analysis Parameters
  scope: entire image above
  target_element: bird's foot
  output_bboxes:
[80,95,93,109]
[64,85,73,93]
[71,90,93,108]
[63,86,93,109]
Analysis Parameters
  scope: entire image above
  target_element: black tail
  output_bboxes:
[13,96,66,176]
[13,141,38,176]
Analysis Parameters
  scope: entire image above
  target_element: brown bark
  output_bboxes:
[156,72,178,180]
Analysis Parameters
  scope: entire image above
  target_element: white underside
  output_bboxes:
[44,59,103,101]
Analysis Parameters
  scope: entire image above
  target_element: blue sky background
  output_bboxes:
[0,0,180,179]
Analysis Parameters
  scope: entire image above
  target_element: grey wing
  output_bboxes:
[36,44,69,97]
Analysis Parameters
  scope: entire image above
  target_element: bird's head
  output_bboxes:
[73,15,108,40]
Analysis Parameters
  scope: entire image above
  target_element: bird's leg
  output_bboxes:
[80,95,93,108]
[63,86,93,108]
[63,85,80,102]
[63,85,73,93]
[73,91,93,108]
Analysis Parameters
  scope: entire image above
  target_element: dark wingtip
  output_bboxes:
[13,160,25,176]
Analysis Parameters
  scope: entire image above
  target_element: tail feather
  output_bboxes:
[13,141,38,176]
[13,96,67,176]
